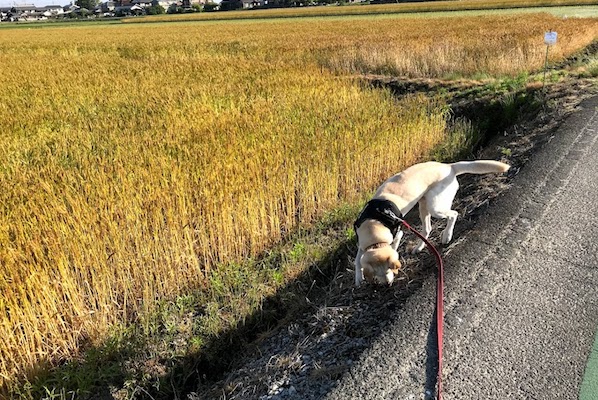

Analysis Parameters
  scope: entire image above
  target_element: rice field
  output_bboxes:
[1,9,598,393]
[123,0,598,23]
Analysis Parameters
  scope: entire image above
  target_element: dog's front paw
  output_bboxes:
[412,242,425,254]
[355,272,363,287]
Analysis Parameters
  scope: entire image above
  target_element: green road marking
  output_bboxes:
[580,328,598,400]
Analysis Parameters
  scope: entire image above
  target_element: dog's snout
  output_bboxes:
[370,270,395,286]
[385,269,395,285]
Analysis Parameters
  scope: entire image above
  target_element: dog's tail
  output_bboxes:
[451,160,510,176]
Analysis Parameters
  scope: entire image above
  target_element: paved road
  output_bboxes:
[326,97,598,400]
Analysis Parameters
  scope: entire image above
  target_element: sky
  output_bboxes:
[0,0,69,7]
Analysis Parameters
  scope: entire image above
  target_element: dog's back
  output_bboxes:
[373,160,510,216]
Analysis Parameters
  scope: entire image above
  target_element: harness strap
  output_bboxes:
[354,199,403,238]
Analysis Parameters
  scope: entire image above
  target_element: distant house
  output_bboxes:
[12,4,37,13]
[0,7,13,15]
[181,0,205,7]
[0,4,42,21]
[63,3,80,14]
[99,1,116,11]
[20,4,63,18]
[0,3,70,20]
[41,4,64,15]
[94,1,115,15]
[131,0,152,7]
[154,0,177,8]
[240,0,266,7]
[0,7,14,21]
[113,4,143,14]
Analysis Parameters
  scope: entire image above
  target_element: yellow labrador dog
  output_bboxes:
[354,160,510,286]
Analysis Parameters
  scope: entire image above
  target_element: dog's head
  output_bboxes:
[361,246,401,285]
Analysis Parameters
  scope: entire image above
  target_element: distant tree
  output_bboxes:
[203,2,218,11]
[191,3,202,12]
[76,0,98,11]
[77,7,91,16]
[220,0,242,10]
[146,4,165,14]
[167,3,183,13]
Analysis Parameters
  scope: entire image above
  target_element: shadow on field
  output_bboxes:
[172,210,440,400]
[18,208,439,400]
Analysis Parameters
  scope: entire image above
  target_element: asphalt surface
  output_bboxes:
[326,97,598,400]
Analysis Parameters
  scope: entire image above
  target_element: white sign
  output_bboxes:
[544,31,558,46]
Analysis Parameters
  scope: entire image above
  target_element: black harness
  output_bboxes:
[354,199,403,239]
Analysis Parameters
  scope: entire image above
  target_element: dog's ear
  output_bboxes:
[389,258,401,274]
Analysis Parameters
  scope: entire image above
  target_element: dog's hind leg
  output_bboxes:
[434,209,459,244]
[413,198,432,253]
[427,178,459,245]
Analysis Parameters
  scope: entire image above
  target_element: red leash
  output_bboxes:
[400,220,444,400]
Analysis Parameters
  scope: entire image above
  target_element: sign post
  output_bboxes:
[543,30,557,93]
